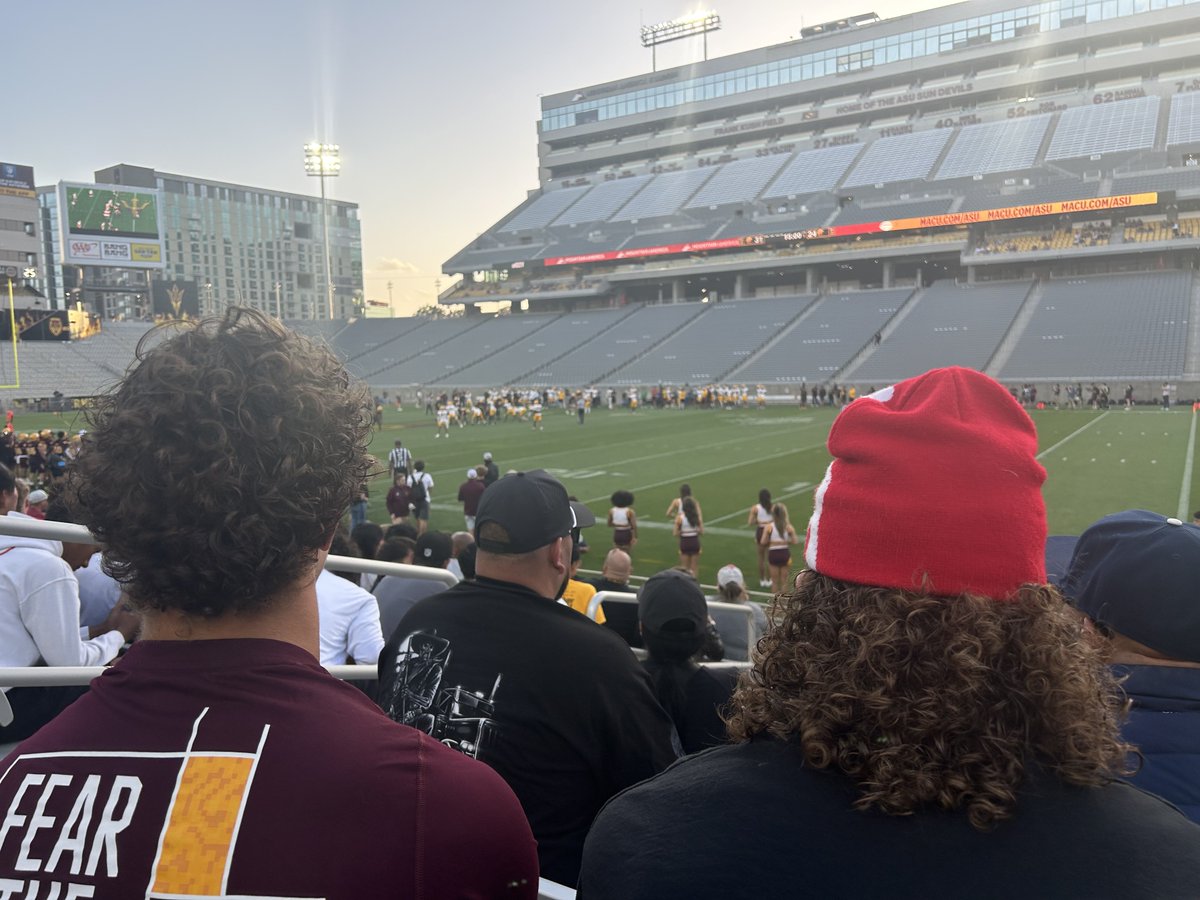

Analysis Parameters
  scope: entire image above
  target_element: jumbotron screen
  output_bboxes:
[63,183,160,240]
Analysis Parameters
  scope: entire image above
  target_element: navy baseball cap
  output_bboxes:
[1061,509,1200,663]
[474,469,595,554]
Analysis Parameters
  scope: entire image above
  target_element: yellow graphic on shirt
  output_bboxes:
[151,755,253,895]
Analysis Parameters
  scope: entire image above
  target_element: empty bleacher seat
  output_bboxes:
[609,296,814,385]
[842,130,952,188]
[937,116,1052,179]
[763,144,864,198]
[849,280,1032,382]
[998,271,1192,379]
[1168,92,1200,147]
[1045,96,1160,161]
[733,289,913,383]
[684,155,791,209]
[552,177,653,227]
[611,169,715,221]
[501,186,591,232]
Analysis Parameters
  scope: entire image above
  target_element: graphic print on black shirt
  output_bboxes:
[379,630,500,760]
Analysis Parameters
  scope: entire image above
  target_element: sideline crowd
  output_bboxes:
[0,310,1197,898]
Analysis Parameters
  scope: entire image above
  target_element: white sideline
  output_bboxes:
[1178,406,1197,520]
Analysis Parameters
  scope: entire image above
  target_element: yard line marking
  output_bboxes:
[635,520,748,538]
[1178,407,1197,520]
[582,441,826,506]
[1036,411,1110,460]
[497,420,819,472]
[705,481,815,525]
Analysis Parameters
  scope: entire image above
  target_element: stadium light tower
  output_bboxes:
[641,11,721,72]
[303,142,340,320]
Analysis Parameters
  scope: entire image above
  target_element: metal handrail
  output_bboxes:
[586,591,758,662]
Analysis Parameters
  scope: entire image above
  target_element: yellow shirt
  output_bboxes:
[561,579,605,624]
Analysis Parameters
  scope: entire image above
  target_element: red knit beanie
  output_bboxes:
[804,367,1047,600]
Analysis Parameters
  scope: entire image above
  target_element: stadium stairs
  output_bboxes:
[726,294,826,381]
[503,303,645,387]
[834,286,926,382]
[419,313,564,386]
[983,280,1045,379]
[1184,277,1200,380]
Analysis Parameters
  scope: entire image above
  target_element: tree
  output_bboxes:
[413,303,464,319]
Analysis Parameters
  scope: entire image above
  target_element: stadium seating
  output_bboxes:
[607,295,816,385]
[611,169,715,221]
[841,130,952,188]
[336,318,478,380]
[847,280,1033,382]
[998,271,1193,379]
[501,186,591,232]
[763,144,864,199]
[370,314,558,385]
[1167,92,1200,146]
[831,197,955,226]
[552,177,652,227]
[1045,96,1160,160]
[685,155,791,209]
[936,115,1052,179]
[732,289,913,383]
[441,308,634,386]
[525,303,698,386]
[1112,168,1200,196]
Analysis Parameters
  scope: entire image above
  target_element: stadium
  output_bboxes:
[4,2,1200,894]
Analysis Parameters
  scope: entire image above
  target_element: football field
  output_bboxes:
[17,401,1199,586]
[364,402,1200,584]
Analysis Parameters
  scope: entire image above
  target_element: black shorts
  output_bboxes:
[613,527,633,547]
[768,547,791,568]
[680,534,701,555]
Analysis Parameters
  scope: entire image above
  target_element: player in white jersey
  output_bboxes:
[435,405,450,438]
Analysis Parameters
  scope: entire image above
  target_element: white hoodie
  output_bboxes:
[0,512,125,681]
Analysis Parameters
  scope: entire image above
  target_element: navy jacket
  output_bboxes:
[1118,663,1200,823]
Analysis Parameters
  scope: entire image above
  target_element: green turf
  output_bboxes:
[14,402,1200,584]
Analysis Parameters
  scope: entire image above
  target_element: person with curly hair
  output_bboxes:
[580,367,1200,899]
[0,308,538,899]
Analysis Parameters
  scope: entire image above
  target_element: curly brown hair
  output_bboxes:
[727,572,1133,830]
[66,307,373,619]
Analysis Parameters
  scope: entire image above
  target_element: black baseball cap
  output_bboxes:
[415,531,453,567]
[638,568,707,635]
[474,469,595,554]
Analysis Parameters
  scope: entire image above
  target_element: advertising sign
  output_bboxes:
[0,163,36,199]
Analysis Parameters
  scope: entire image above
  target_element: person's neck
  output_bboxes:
[138,573,320,659]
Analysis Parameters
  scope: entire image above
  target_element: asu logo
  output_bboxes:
[167,283,185,319]
[47,317,63,337]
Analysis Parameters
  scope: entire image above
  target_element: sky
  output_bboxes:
[9,0,933,315]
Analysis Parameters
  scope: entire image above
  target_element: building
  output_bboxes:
[0,163,43,303]
[38,164,362,320]
[441,0,1200,310]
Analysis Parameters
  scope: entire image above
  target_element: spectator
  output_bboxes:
[1062,509,1200,823]
[0,308,538,897]
[75,549,124,629]
[378,469,677,887]
[590,548,639,646]
[447,530,474,581]
[350,520,384,562]
[24,488,48,520]
[315,532,384,667]
[456,542,477,581]
[374,531,453,639]
[0,465,16,516]
[349,481,369,531]
[561,541,605,623]
[0,499,139,743]
[580,367,1200,898]
[457,467,487,531]
[639,568,737,754]
[712,564,770,662]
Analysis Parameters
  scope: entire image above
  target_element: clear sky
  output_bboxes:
[9,0,933,315]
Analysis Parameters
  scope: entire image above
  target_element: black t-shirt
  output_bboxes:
[377,576,679,887]
[580,738,1200,899]
[641,661,738,755]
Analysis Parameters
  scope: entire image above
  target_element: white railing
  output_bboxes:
[587,591,758,663]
